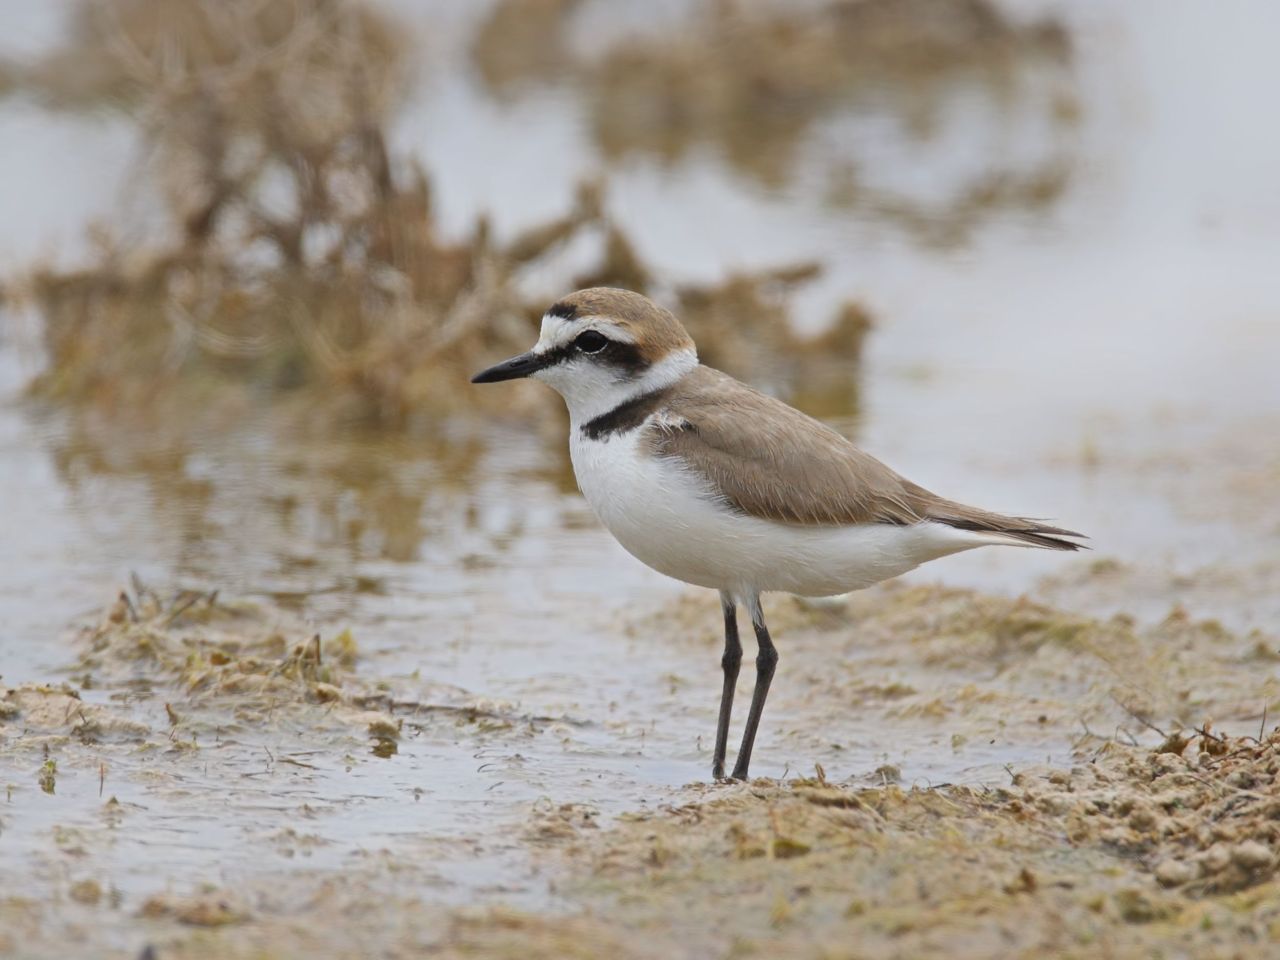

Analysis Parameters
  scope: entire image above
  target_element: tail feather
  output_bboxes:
[928,506,1088,552]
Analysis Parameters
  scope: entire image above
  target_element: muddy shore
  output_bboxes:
[4,579,1277,959]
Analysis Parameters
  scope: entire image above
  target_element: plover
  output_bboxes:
[473,287,1085,780]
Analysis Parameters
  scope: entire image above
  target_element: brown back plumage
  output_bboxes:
[645,366,1084,549]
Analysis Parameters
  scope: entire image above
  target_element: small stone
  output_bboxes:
[1199,844,1232,874]
[1114,888,1158,923]
[69,879,102,904]
[1002,867,1037,894]
[366,716,401,739]
[139,893,245,927]
[310,682,342,703]
[1211,823,1240,843]
[1156,731,1192,756]
[771,837,811,859]
[1128,804,1158,830]
[1225,770,1256,789]
[1154,859,1194,888]
[1231,841,1274,871]
[1038,795,1071,816]
[1099,826,1132,846]
[873,764,901,784]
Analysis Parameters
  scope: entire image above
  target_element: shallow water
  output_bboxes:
[2,1,1280,949]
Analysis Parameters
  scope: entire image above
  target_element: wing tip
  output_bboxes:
[1011,529,1090,551]
[935,515,1090,551]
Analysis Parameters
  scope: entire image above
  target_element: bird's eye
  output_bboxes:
[573,331,609,354]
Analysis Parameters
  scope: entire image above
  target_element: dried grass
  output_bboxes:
[10,0,871,433]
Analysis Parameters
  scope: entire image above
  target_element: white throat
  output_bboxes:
[536,347,698,427]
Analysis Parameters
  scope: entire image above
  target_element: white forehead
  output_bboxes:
[534,313,635,353]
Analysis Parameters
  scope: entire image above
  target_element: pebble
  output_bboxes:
[1199,844,1232,874]
[1154,859,1194,888]
[1232,841,1274,871]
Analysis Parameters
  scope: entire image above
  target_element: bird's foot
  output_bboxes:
[712,762,746,784]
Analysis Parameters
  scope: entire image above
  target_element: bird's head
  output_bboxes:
[471,287,698,422]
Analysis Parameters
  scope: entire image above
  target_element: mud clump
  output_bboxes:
[62,581,531,749]
[1051,732,1280,896]
[78,587,355,710]
[528,733,1280,957]
[433,909,639,960]
[0,684,150,742]
[140,890,248,927]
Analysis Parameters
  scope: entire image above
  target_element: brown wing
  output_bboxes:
[647,366,923,525]
[648,367,1085,548]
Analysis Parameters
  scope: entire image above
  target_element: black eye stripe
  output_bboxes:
[595,339,647,375]
[535,336,649,376]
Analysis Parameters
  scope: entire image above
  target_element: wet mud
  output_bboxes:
[525,732,1280,959]
[4,579,1278,958]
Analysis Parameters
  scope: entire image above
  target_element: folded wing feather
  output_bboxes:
[646,366,1085,550]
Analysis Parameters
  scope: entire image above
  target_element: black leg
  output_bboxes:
[712,592,742,780]
[730,596,777,781]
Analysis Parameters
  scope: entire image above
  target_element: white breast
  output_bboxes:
[569,427,993,601]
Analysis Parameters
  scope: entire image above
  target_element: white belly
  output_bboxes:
[569,429,991,599]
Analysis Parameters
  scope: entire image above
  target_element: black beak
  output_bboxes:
[470,351,548,384]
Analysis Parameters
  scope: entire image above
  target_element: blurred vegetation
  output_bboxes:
[0,0,1086,577]
[6,0,868,435]
[476,0,1077,245]
[12,0,570,427]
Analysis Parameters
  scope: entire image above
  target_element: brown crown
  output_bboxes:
[547,288,696,363]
